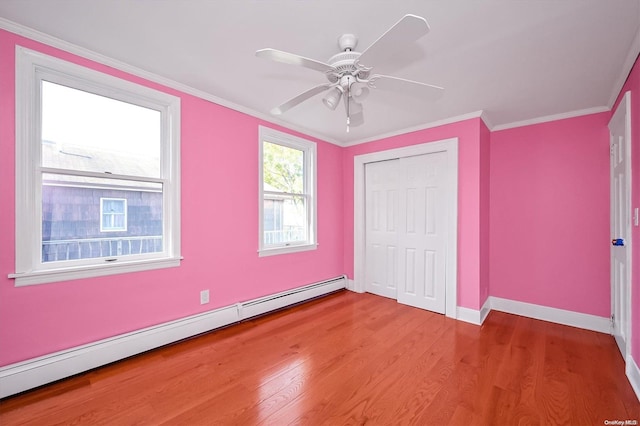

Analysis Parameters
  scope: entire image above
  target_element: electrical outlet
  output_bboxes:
[200,289,210,305]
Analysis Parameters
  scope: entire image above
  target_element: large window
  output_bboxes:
[11,48,181,285]
[259,126,316,256]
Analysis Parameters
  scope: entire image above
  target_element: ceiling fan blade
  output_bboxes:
[256,48,336,74]
[358,14,430,68]
[369,74,444,101]
[270,83,333,115]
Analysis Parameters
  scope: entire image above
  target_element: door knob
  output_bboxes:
[612,238,625,246]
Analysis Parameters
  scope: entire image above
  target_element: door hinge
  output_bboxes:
[610,144,615,156]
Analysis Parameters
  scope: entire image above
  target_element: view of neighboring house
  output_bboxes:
[261,140,308,246]
[263,182,305,246]
[41,140,163,262]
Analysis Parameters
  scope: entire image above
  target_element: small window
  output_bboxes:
[259,126,316,256]
[100,198,127,232]
[12,48,181,286]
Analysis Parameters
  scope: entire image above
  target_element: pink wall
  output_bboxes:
[0,30,345,366]
[342,118,487,310]
[612,53,640,362]
[490,113,611,317]
[479,120,491,307]
[0,25,630,371]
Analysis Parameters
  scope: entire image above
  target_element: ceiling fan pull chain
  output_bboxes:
[346,86,351,132]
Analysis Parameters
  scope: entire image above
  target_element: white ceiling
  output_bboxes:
[1,1,639,145]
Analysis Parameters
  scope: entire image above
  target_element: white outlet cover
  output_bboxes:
[200,290,210,304]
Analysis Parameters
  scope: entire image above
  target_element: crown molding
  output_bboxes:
[342,111,486,147]
[479,111,495,131]
[608,24,640,109]
[491,106,610,132]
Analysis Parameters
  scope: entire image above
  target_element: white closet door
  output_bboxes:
[397,152,447,313]
[364,152,447,314]
[364,159,400,299]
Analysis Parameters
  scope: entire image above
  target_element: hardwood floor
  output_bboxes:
[1,290,639,425]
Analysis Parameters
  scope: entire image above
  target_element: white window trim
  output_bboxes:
[10,47,181,286]
[258,126,317,257]
[100,198,128,232]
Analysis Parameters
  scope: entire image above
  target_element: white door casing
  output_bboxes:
[365,159,400,299]
[609,91,632,362]
[354,138,458,318]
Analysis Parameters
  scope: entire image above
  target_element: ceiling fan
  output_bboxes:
[256,14,443,132]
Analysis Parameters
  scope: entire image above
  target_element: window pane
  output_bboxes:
[263,194,307,246]
[41,81,161,178]
[42,173,163,262]
[102,213,125,230]
[262,141,304,194]
[103,199,125,214]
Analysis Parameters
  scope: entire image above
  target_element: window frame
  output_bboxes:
[100,198,128,232]
[258,126,317,257]
[11,47,181,286]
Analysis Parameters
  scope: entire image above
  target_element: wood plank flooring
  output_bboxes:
[1,290,639,425]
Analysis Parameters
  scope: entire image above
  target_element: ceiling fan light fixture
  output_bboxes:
[352,85,369,101]
[322,87,343,110]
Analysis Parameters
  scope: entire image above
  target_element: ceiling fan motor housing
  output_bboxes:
[326,34,371,83]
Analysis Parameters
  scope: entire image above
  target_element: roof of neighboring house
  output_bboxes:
[42,140,161,191]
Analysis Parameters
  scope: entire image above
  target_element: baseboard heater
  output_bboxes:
[0,275,346,399]
[238,275,347,320]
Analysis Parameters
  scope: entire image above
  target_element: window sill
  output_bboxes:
[9,256,183,286]
[258,243,317,257]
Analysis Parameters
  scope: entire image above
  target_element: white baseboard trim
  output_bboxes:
[480,298,491,324]
[0,276,346,398]
[456,298,492,325]
[488,296,611,334]
[346,279,355,291]
[346,279,365,293]
[628,354,640,402]
[0,305,239,399]
[456,306,482,325]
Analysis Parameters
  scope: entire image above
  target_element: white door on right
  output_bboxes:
[609,92,631,360]
[397,152,447,314]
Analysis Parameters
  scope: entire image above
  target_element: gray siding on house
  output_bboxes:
[39,139,164,262]
[42,185,163,262]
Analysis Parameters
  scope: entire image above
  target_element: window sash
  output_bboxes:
[40,79,162,178]
[262,141,305,195]
[262,192,309,248]
[258,126,316,256]
[12,47,181,286]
